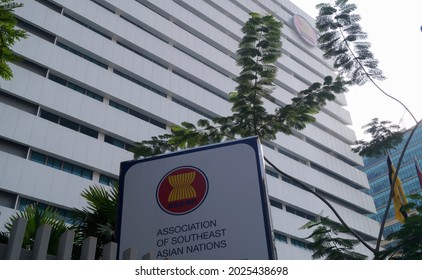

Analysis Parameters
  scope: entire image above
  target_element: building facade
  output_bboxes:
[0,0,379,259]
[362,125,422,244]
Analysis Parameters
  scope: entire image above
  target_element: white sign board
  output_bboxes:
[118,137,275,259]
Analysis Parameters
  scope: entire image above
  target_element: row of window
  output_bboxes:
[1,91,121,186]
[116,40,168,69]
[35,0,62,13]
[63,12,111,40]
[364,128,422,170]
[290,238,313,251]
[56,41,108,69]
[99,174,118,186]
[41,108,135,151]
[366,176,389,196]
[29,150,118,186]
[30,151,93,180]
[372,176,422,210]
[274,232,287,243]
[310,162,363,191]
[393,127,422,152]
[278,148,307,165]
[269,198,317,222]
[274,232,312,251]
[48,73,103,102]
[112,69,167,98]
[367,160,422,196]
[119,14,169,44]
[366,154,422,183]
[173,44,230,79]
[90,0,114,14]
[40,109,99,139]
[104,134,133,151]
[48,69,168,131]
[265,168,310,192]
[305,136,357,167]
[286,205,317,221]
[109,100,167,130]
[173,70,227,101]
[373,191,422,226]
[172,97,212,119]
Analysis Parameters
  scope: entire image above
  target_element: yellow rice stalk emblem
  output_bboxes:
[168,171,197,202]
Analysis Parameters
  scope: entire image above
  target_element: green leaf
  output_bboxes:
[351,118,403,157]
[315,0,384,85]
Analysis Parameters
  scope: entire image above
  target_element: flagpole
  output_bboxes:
[375,120,422,255]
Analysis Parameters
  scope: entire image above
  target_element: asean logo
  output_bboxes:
[156,166,208,215]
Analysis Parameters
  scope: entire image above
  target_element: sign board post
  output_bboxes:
[117,137,276,259]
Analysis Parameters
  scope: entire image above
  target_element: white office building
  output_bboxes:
[0,0,379,259]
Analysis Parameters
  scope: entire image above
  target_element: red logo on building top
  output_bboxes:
[156,166,208,215]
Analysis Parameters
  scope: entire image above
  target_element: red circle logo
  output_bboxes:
[156,166,208,215]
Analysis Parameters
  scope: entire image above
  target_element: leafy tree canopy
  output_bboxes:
[316,0,384,85]
[0,0,27,80]
[302,216,368,260]
[352,118,404,157]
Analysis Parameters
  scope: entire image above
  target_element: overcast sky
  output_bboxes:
[292,0,422,140]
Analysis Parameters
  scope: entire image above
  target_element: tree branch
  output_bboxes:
[337,28,418,123]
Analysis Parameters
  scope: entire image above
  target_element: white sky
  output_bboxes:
[292,0,422,140]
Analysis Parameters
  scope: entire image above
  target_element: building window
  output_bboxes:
[0,189,18,209]
[63,12,111,40]
[60,118,79,131]
[172,97,212,119]
[48,73,104,102]
[80,125,99,138]
[46,157,63,170]
[274,232,288,243]
[40,110,59,123]
[113,69,167,98]
[285,205,316,221]
[30,151,47,164]
[173,70,227,101]
[109,100,166,129]
[109,100,129,113]
[40,109,99,139]
[57,41,108,69]
[99,174,118,186]
[48,73,67,86]
[270,199,283,210]
[104,134,134,151]
[116,40,168,69]
[29,151,93,180]
[291,238,312,251]
[104,135,125,149]
[266,169,279,179]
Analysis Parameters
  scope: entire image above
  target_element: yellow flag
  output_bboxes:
[387,155,408,223]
